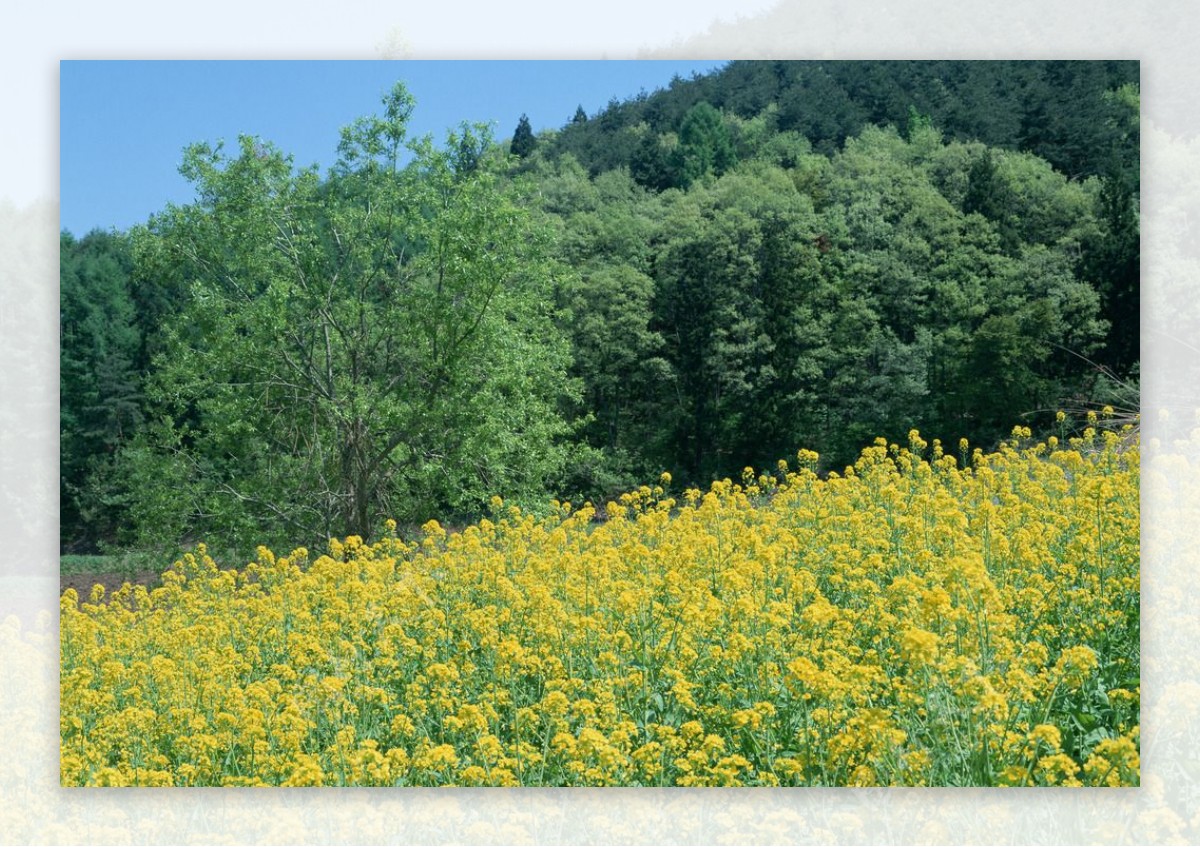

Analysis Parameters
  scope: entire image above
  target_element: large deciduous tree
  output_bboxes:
[123,84,575,548]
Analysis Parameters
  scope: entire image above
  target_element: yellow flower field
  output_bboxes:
[60,425,1139,787]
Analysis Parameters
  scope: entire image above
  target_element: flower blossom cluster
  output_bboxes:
[61,426,1139,786]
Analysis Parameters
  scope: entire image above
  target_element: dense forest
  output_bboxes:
[60,60,1140,555]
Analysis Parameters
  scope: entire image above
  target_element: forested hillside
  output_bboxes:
[60,61,1139,555]
[547,61,1138,183]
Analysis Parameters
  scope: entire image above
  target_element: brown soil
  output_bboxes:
[60,569,164,600]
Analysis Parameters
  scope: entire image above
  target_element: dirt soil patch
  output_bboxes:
[61,569,163,599]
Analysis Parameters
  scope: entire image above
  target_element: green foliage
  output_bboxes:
[63,63,1138,554]
[541,119,1116,483]
[60,230,143,551]
[905,105,932,140]
[650,164,828,478]
[120,84,576,550]
[629,126,676,192]
[1080,83,1140,373]
[510,113,536,159]
[672,101,737,188]
[541,60,1138,186]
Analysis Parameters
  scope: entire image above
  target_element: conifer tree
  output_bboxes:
[511,113,536,158]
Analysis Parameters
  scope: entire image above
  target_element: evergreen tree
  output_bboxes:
[510,113,536,158]
[630,129,674,191]
[962,148,1019,251]
[60,230,143,550]
[1083,165,1140,373]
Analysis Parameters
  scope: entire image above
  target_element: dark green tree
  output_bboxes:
[60,229,143,550]
[962,148,1019,251]
[1082,83,1140,374]
[630,129,675,191]
[510,113,537,159]
[1083,165,1139,373]
[651,166,823,479]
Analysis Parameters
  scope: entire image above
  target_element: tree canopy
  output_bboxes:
[61,63,1139,555]
[114,84,576,549]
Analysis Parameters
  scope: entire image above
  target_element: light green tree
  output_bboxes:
[122,83,576,547]
[671,102,737,188]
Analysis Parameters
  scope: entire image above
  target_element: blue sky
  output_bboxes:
[60,60,728,236]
